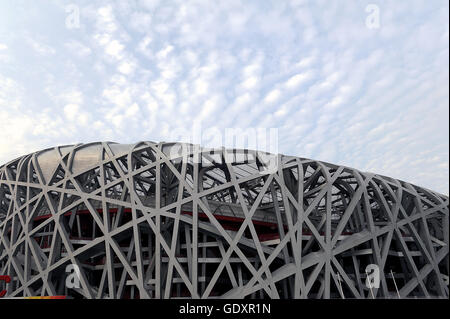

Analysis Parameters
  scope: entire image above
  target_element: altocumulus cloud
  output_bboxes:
[0,0,448,194]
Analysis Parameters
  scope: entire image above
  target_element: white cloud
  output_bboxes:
[130,12,153,31]
[64,104,89,126]
[156,45,174,59]
[285,71,313,89]
[241,76,259,90]
[295,56,315,68]
[105,39,124,59]
[137,36,152,57]
[0,75,22,110]
[264,89,281,104]
[193,78,209,96]
[64,103,80,121]
[199,95,220,120]
[0,0,447,195]
[65,40,92,57]
[125,103,140,118]
[97,6,118,33]
[26,37,55,56]
[118,60,136,75]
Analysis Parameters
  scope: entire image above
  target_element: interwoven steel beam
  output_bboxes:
[0,141,448,298]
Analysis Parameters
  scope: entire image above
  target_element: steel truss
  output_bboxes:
[0,141,448,299]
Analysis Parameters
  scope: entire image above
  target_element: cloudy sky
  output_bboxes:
[0,0,448,194]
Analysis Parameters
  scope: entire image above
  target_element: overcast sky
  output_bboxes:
[0,0,448,194]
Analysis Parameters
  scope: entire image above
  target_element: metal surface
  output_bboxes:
[0,141,448,298]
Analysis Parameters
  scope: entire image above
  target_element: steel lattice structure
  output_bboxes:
[0,141,448,299]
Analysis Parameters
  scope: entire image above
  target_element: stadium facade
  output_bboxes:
[0,141,448,299]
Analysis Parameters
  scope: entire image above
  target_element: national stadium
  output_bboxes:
[0,141,448,299]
